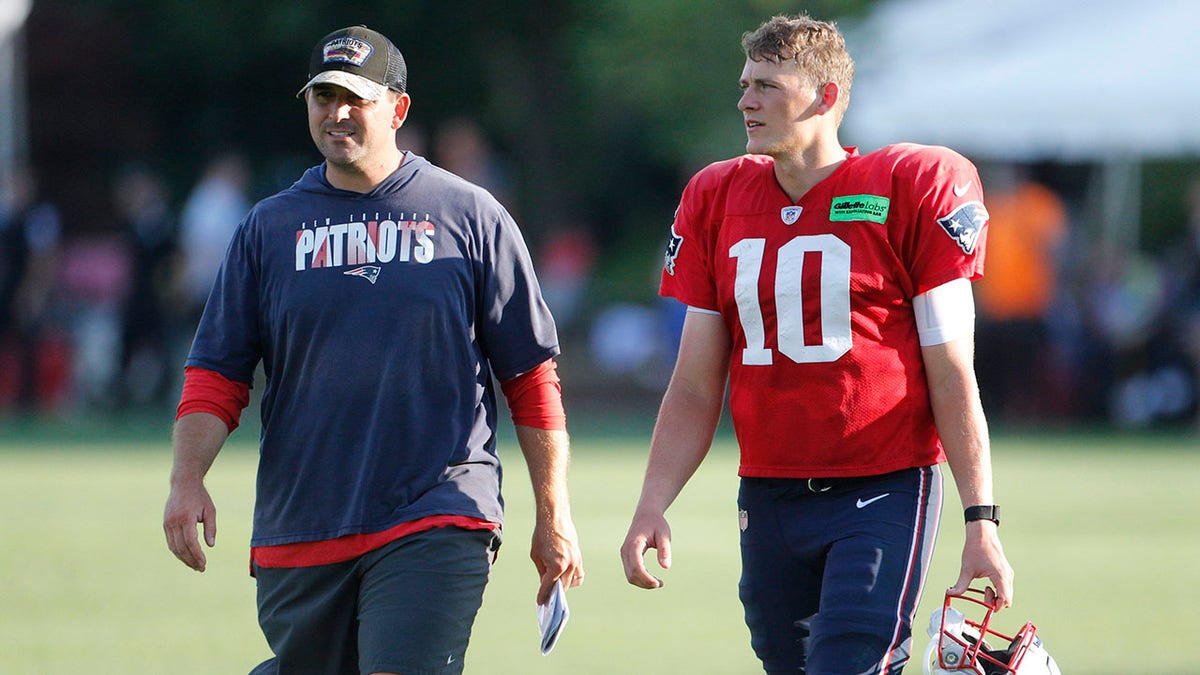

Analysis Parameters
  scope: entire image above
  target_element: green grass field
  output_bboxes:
[1,422,1197,673]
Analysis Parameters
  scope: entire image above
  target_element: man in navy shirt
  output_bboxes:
[163,25,584,674]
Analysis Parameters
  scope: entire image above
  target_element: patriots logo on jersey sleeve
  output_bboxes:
[664,224,684,275]
[936,201,988,254]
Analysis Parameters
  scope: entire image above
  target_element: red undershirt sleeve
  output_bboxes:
[176,366,251,433]
[498,358,567,431]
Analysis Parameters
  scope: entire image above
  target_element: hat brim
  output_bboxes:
[296,71,388,101]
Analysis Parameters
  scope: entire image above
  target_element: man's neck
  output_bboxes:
[325,151,406,193]
[772,139,848,203]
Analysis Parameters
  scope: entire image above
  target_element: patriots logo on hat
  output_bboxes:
[936,201,988,254]
[324,37,373,66]
[344,265,381,284]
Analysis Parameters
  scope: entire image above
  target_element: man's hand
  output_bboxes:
[948,521,1013,610]
[531,515,584,606]
[163,478,217,572]
[164,412,229,572]
[620,511,672,589]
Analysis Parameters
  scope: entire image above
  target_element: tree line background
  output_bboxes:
[11,0,1200,429]
[22,0,875,304]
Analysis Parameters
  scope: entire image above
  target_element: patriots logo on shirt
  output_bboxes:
[344,265,381,284]
[664,224,683,275]
[936,201,988,254]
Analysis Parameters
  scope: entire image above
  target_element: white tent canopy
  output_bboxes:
[0,0,32,173]
[841,0,1200,162]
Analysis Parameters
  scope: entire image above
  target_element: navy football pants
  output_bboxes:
[737,466,942,674]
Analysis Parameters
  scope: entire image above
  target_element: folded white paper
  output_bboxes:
[536,579,570,655]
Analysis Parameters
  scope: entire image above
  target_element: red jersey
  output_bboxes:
[661,144,989,478]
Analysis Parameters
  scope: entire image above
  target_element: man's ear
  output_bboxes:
[816,82,840,115]
[392,93,412,129]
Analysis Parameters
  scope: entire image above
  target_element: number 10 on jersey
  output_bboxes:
[730,234,851,366]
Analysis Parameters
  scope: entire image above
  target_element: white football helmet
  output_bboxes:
[923,588,1061,675]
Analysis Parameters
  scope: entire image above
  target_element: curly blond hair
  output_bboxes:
[741,14,855,121]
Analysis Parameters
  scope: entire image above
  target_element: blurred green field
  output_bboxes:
[1,423,1197,673]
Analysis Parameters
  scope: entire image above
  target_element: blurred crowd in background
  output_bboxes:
[2,1,1199,431]
[2,120,1199,431]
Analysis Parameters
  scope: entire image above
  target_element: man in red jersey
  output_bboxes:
[620,14,1012,674]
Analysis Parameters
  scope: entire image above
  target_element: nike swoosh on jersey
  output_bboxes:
[856,493,891,509]
[953,182,972,197]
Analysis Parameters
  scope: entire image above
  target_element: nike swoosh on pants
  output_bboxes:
[856,493,890,509]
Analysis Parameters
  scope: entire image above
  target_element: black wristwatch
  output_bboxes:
[964,505,1000,526]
